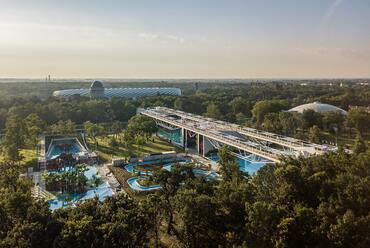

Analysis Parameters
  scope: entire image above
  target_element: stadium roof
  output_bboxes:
[53,87,181,99]
[90,80,104,89]
[289,102,347,115]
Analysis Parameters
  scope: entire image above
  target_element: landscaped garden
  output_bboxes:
[91,135,180,163]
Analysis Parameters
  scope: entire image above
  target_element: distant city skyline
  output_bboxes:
[0,0,369,78]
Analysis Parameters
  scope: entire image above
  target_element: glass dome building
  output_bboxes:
[289,102,347,115]
[52,81,181,99]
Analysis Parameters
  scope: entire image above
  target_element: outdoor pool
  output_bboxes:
[207,153,268,175]
[127,176,162,191]
[126,167,220,191]
[193,169,220,180]
[47,166,114,211]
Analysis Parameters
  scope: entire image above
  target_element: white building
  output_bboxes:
[289,102,347,115]
[53,81,182,99]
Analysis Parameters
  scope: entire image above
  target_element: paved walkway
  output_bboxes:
[97,164,121,191]
[183,152,220,172]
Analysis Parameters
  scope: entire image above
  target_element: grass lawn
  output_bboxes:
[0,148,38,168]
[321,131,370,148]
[90,135,181,163]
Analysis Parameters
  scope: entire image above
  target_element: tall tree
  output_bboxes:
[51,120,76,135]
[229,97,250,116]
[353,132,368,154]
[24,113,46,148]
[308,125,321,144]
[218,146,242,181]
[252,100,288,126]
[84,121,104,148]
[346,109,370,135]
[204,102,222,119]
[127,115,158,136]
[1,114,26,162]
[302,109,322,129]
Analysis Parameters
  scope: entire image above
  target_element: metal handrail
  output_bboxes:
[143,110,281,162]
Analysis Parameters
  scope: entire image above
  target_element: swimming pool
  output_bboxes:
[127,167,219,191]
[207,153,268,175]
[47,166,114,210]
[47,139,83,159]
[193,169,220,180]
[127,176,162,191]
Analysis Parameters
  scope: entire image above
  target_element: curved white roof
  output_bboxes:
[90,80,104,89]
[53,87,181,99]
[289,102,347,115]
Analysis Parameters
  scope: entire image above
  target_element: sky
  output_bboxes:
[0,0,369,78]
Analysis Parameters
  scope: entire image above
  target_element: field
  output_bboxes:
[90,135,180,163]
[0,148,38,169]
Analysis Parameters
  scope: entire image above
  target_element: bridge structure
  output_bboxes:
[141,107,337,164]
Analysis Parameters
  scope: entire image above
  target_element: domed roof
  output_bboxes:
[289,102,347,115]
[90,80,104,89]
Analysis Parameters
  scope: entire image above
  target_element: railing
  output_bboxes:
[152,107,336,153]
[143,110,282,162]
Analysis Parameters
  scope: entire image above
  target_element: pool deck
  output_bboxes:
[97,164,121,191]
[184,152,219,172]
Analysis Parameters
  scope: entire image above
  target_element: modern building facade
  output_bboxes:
[140,107,338,165]
[52,81,182,99]
[38,135,97,170]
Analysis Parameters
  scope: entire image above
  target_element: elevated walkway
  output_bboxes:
[142,107,337,163]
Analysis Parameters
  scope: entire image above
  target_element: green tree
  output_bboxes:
[152,165,194,235]
[51,120,76,135]
[1,114,26,162]
[346,109,370,135]
[279,111,302,135]
[235,112,247,125]
[353,133,368,154]
[111,121,122,138]
[302,109,323,129]
[174,189,219,247]
[24,113,46,148]
[204,102,222,119]
[84,121,104,148]
[110,99,136,122]
[322,111,345,132]
[229,97,250,116]
[308,125,321,144]
[218,146,243,181]
[252,100,288,126]
[127,115,158,137]
[122,130,135,149]
[263,113,281,133]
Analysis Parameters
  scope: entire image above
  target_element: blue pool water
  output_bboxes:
[193,169,220,180]
[47,142,82,159]
[127,177,162,191]
[207,154,267,175]
[127,167,219,191]
[47,166,113,211]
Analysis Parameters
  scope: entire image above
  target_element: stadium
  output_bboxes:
[288,101,347,115]
[52,81,182,99]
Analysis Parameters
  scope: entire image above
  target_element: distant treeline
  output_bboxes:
[0,82,369,144]
[0,79,368,100]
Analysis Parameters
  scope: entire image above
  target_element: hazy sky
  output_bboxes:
[0,0,369,78]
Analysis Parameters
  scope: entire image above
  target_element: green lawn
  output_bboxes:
[91,135,180,163]
[0,148,38,167]
[321,131,370,148]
